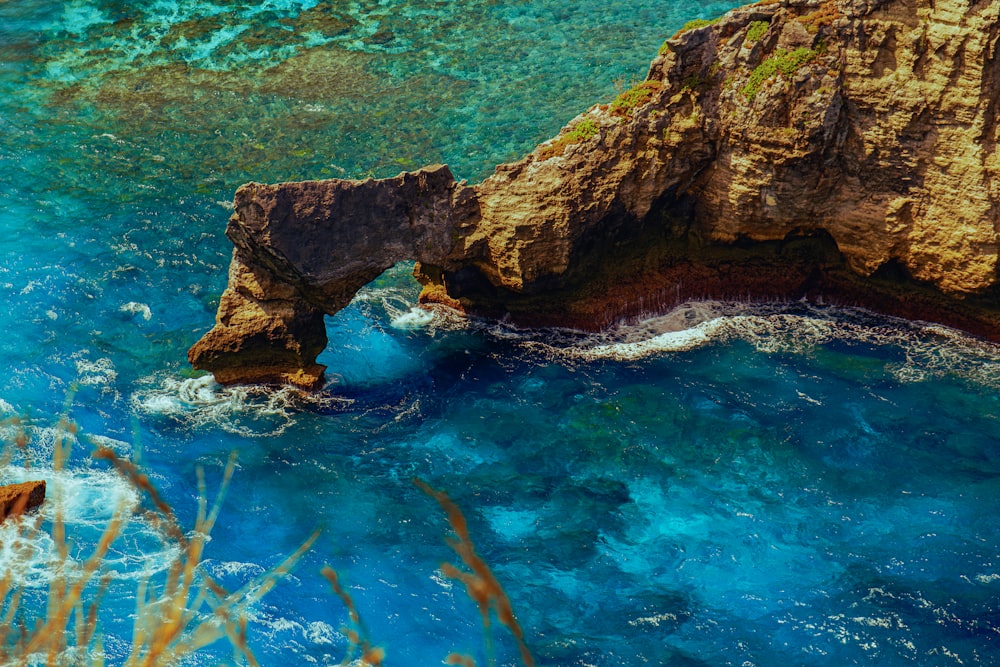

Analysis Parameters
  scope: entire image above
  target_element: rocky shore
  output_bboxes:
[190,0,1000,388]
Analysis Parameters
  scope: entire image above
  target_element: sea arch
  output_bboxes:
[188,165,479,389]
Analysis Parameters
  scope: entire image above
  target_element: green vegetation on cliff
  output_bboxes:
[742,47,818,99]
[610,80,663,118]
[745,20,770,42]
[538,117,601,159]
[661,14,723,54]
[681,17,722,32]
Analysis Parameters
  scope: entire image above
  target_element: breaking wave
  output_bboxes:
[470,300,1000,388]
[0,426,178,588]
[130,374,353,437]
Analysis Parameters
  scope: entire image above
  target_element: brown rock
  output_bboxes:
[0,480,46,521]
[190,0,1000,388]
[189,165,478,388]
[430,0,1000,330]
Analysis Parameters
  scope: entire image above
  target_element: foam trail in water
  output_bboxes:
[322,296,1000,390]
[132,374,352,436]
[479,301,1000,387]
[119,301,152,321]
[0,426,178,588]
[389,306,436,330]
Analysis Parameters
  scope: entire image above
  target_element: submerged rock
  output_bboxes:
[0,480,46,521]
[191,0,1000,388]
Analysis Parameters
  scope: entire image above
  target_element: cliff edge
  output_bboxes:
[190,0,1000,388]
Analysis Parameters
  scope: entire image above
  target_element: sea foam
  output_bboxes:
[131,374,351,437]
[492,301,1000,387]
[0,452,178,587]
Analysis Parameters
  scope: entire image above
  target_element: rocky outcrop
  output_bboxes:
[191,0,1000,388]
[0,480,46,521]
[188,165,477,388]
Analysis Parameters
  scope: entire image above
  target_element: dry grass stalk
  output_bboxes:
[1,419,317,666]
[414,478,535,667]
[321,566,385,666]
[99,448,319,666]
[0,415,31,469]
[3,415,536,666]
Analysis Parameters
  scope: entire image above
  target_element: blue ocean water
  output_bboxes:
[1,1,999,665]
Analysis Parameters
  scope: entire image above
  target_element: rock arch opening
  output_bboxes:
[188,165,478,389]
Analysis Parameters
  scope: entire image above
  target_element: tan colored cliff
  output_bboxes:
[191,0,1000,388]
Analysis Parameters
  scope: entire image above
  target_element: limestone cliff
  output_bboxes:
[190,0,1000,388]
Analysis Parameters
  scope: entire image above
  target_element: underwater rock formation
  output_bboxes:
[191,0,1000,388]
[0,480,46,521]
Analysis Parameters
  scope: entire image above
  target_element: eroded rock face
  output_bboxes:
[431,0,1000,328]
[191,0,1000,388]
[0,480,46,521]
[189,165,477,387]
[187,250,329,388]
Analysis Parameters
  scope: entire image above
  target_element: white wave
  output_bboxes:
[574,320,717,360]
[495,301,1000,387]
[389,306,436,330]
[73,355,117,386]
[130,374,352,437]
[120,301,152,321]
[1,423,77,469]
[348,264,470,334]
[305,621,338,645]
[204,559,267,580]
[266,617,303,633]
[0,398,15,416]
[629,611,679,627]
[430,569,454,591]
[85,434,133,457]
[0,461,178,588]
[0,523,56,585]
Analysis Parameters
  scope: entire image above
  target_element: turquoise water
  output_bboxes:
[2,1,999,665]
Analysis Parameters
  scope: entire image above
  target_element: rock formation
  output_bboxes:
[0,480,46,521]
[191,0,1000,388]
[188,166,477,388]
